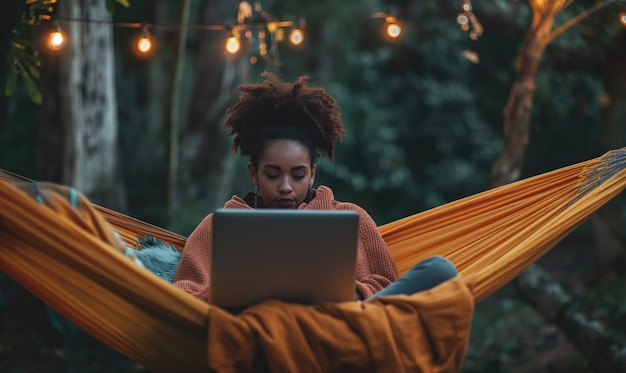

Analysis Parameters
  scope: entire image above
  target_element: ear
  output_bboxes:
[248,162,258,186]
[310,163,317,186]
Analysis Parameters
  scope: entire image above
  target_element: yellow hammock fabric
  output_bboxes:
[1,148,626,372]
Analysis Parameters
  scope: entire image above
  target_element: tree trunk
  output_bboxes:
[181,0,249,217]
[37,26,64,183]
[489,21,551,188]
[515,264,626,372]
[489,1,626,370]
[54,0,127,211]
[164,0,191,228]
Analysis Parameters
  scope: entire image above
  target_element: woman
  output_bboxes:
[174,72,456,303]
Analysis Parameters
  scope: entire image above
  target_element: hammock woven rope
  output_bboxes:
[1,148,626,371]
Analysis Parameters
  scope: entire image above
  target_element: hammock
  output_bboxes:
[1,148,626,372]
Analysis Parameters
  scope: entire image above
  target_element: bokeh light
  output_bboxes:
[289,29,304,46]
[47,30,66,51]
[226,36,240,54]
[136,36,152,54]
[385,16,402,39]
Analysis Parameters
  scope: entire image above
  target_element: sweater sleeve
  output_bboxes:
[173,214,213,302]
[353,208,399,299]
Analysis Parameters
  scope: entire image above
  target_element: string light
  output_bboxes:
[135,25,153,55]
[258,29,268,56]
[462,0,472,12]
[46,21,66,51]
[456,14,469,31]
[385,16,402,39]
[225,31,241,54]
[287,18,305,46]
[35,1,624,71]
[456,0,482,40]
[41,3,490,58]
[289,28,304,45]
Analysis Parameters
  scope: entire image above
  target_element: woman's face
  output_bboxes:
[249,139,316,209]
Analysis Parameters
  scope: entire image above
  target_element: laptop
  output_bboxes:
[209,208,359,310]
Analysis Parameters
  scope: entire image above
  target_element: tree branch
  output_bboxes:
[546,0,619,45]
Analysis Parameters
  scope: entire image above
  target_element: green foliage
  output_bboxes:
[462,296,537,372]
[5,32,42,104]
[285,1,505,223]
[580,275,626,338]
[21,0,57,27]
[106,0,131,13]
[0,84,38,177]
[3,0,54,104]
[527,68,603,172]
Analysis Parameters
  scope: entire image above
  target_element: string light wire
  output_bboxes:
[41,2,487,54]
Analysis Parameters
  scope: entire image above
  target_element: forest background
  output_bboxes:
[1,0,626,372]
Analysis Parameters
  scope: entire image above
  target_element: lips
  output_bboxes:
[276,198,296,208]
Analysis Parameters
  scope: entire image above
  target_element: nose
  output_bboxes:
[278,177,293,194]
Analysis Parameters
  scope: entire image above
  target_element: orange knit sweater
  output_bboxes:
[174,185,399,302]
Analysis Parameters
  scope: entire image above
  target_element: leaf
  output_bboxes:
[11,40,25,51]
[11,39,41,80]
[4,64,18,97]
[13,55,42,105]
[107,0,130,13]
[21,72,42,105]
[13,45,40,80]
[20,54,41,79]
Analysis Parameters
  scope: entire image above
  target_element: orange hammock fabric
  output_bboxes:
[1,148,626,372]
[0,178,474,372]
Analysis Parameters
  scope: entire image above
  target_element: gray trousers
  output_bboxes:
[367,256,458,300]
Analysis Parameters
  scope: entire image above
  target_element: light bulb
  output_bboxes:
[136,36,152,54]
[47,28,66,51]
[385,17,401,39]
[226,36,240,54]
[135,26,154,56]
[456,14,470,31]
[289,29,303,46]
[386,23,401,38]
[46,21,67,51]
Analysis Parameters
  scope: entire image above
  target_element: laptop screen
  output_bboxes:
[209,208,359,310]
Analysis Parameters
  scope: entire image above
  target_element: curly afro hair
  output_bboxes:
[224,72,346,166]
